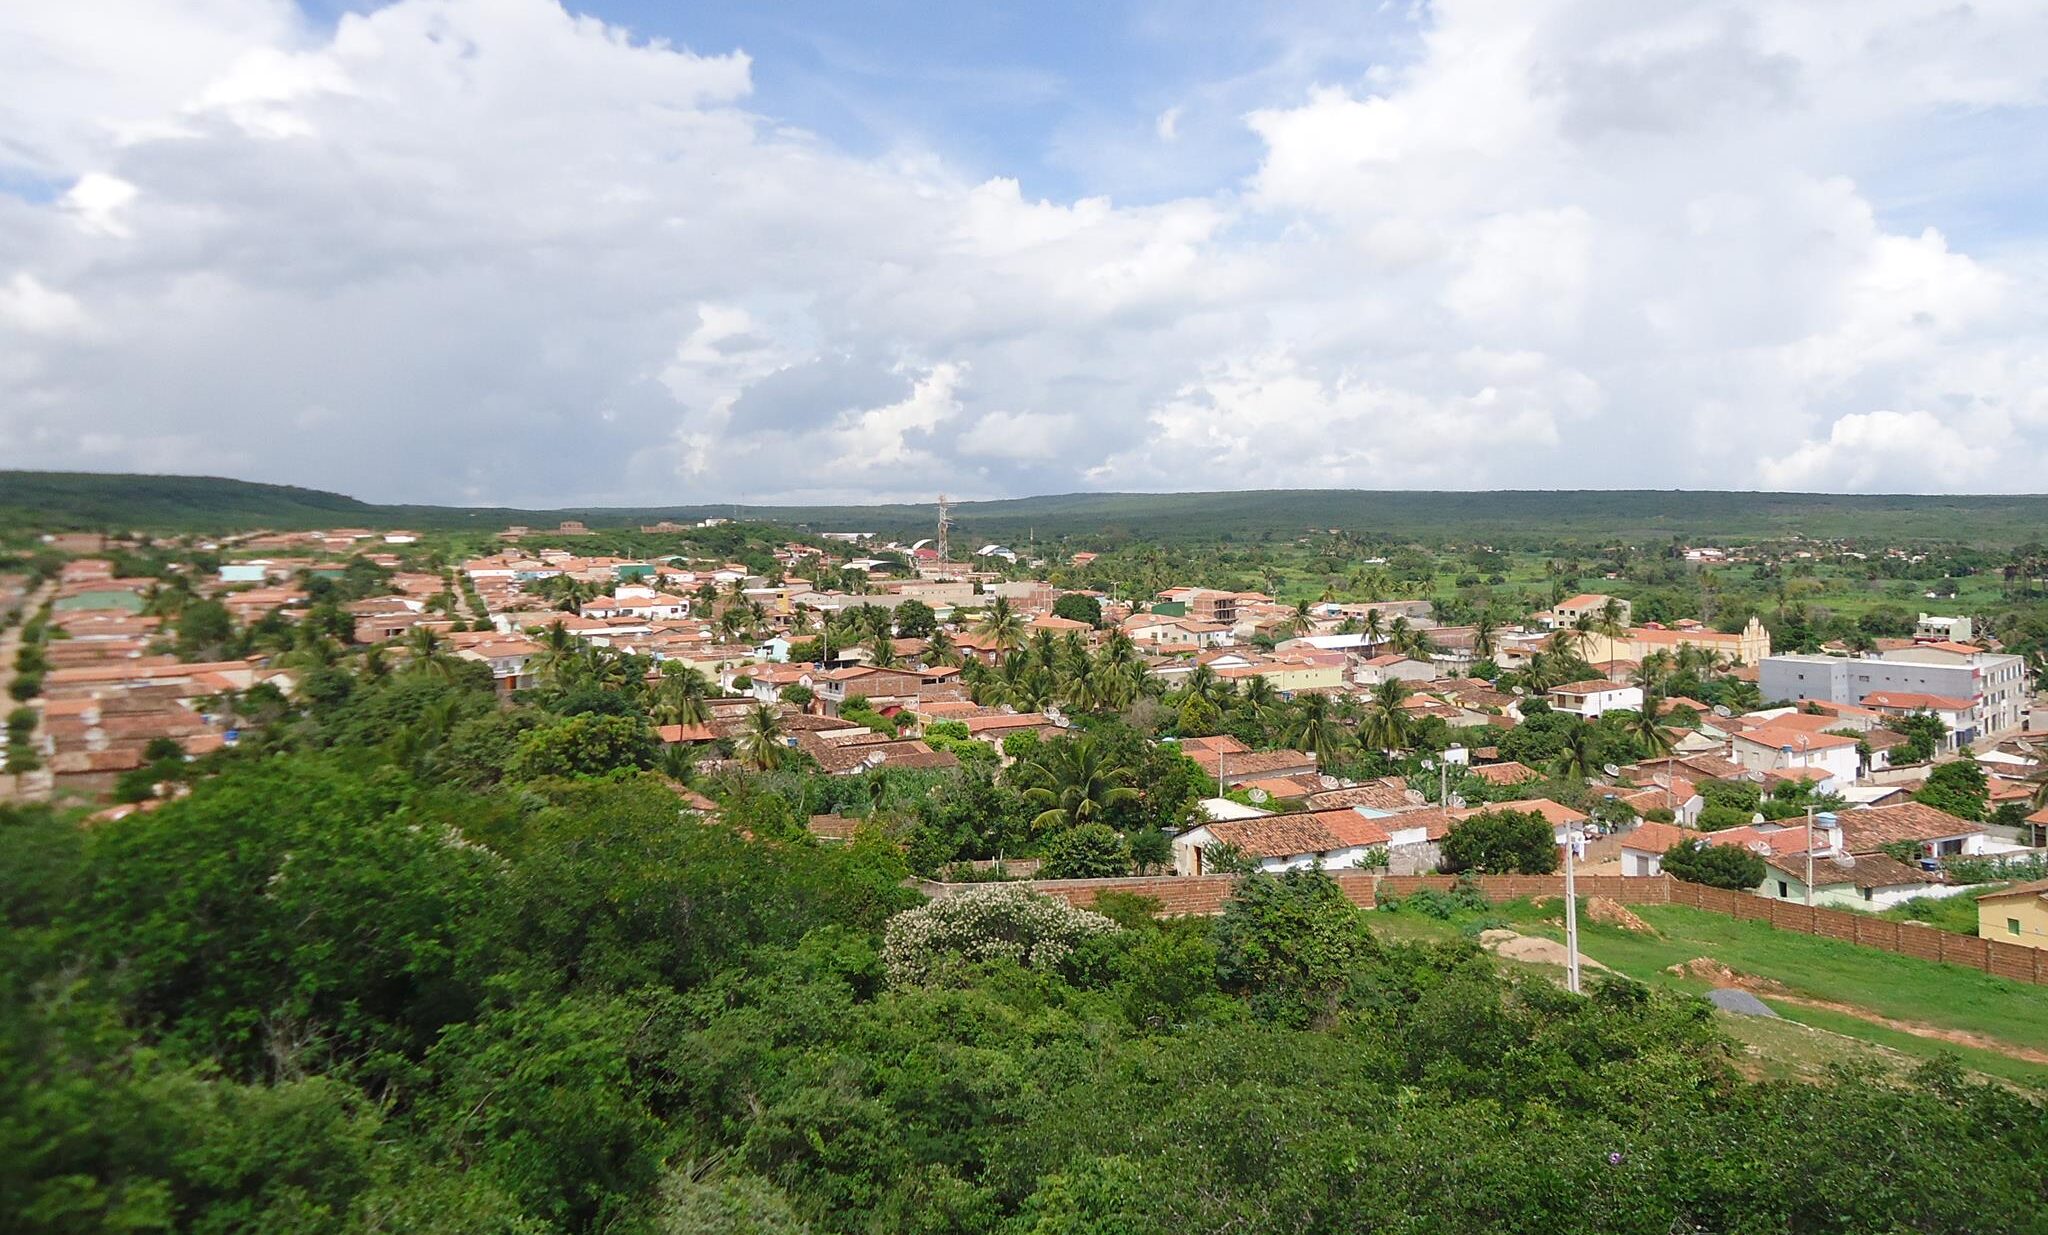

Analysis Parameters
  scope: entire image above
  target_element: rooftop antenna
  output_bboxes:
[935,493,953,566]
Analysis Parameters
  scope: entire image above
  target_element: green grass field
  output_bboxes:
[1373,898,2048,1088]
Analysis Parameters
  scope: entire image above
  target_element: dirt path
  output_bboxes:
[1668,957,2048,1065]
[1478,928,1610,973]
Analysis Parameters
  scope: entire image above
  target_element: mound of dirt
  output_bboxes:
[1480,929,1610,972]
[1666,956,1788,995]
[1585,897,1654,934]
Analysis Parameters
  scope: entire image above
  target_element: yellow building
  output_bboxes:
[1578,615,1772,667]
[1978,878,2048,950]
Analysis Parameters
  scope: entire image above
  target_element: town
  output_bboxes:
[8,504,2047,935]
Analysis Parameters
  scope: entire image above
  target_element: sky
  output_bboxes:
[4,1,2048,507]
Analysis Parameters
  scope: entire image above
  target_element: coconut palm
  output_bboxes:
[529,620,579,684]
[1012,735,1138,832]
[651,663,712,727]
[736,704,788,771]
[975,596,1026,655]
[1471,613,1499,660]
[924,627,961,667]
[1627,696,1675,761]
[1284,599,1314,638]
[1598,597,1628,636]
[1555,720,1599,782]
[1275,691,1351,764]
[403,625,459,680]
[868,632,902,669]
[1357,679,1413,752]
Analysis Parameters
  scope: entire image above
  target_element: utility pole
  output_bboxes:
[935,494,952,567]
[1805,804,1815,907]
[1563,826,1583,994]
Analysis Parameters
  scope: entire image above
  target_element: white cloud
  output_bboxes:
[0,273,91,336]
[1760,409,2002,491]
[959,409,1078,460]
[60,173,139,238]
[1,0,2046,502]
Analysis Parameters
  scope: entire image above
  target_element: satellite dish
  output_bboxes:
[1247,788,1270,804]
[1602,763,1620,777]
[1511,685,1527,697]
[1751,812,1766,825]
[1747,841,1772,854]
[1831,851,1858,870]
[1713,705,1732,717]
[1447,794,1465,810]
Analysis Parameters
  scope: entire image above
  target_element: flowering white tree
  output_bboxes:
[882,884,1118,989]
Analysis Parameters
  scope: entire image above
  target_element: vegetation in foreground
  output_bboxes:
[5,652,2048,1233]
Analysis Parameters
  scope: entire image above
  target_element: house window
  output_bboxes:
[2011,919,2023,936]
[1861,888,1873,901]
[1777,880,1789,899]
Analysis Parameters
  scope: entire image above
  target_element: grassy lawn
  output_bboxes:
[1879,888,1999,936]
[1484,900,2048,1054]
[1366,898,2048,1088]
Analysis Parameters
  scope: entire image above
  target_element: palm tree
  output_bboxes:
[975,596,1026,655]
[530,620,578,684]
[1012,736,1138,832]
[1598,597,1628,636]
[1276,692,1351,765]
[1471,613,1499,660]
[403,625,459,680]
[1627,696,1675,761]
[1284,599,1313,638]
[924,627,961,667]
[1238,674,1280,714]
[736,704,788,771]
[1357,679,1412,752]
[1362,608,1385,648]
[651,663,712,727]
[868,632,902,669]
[1555,720,1598,782]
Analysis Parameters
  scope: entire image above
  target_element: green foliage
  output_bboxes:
[1050,593,1103,627]
[508,713,658,780]
[1914,757,1988,822]
[1037,822,1131,879]
[1440,809,1560,875]
[879,884,1118,989]
[1662,840,1768,890]
[1211,870,1378,1027]
[1888,711,1948,764]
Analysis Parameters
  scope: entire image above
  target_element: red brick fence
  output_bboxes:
[917,872,2048,987]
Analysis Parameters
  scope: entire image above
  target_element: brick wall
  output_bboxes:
[1667,879,2048,986]
[915,871,2048,986]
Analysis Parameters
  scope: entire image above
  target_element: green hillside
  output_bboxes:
[6,470,2048,544]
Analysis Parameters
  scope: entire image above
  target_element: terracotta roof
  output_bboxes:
[1552,679,1628,694]
[1620,820,1701,854]
[1763,851,1939,889]
[1302,781,1417,811]
[1836,802,1983,851]
[1733,725,1858,753]
[1468,760,1541,786]
[1455,798,1588,826]
[1862,691,1973,712]
[1977,877,2048,903]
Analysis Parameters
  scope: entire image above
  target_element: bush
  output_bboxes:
[879,884,1119,988]
[1661,839,1767,890]
[1382,884,1488,920]
[1440,810,1558,875]
[1039,822,1131,879]
[1213,869,1378,1027]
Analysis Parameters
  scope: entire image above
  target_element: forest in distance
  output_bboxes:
[12,469,2048,544]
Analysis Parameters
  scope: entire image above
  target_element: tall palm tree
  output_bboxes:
[1276,691,1351,764]
[736,704,788,771]
[1627,696,1675,761]
[530,620,578,684]
[1471,613,1499,660]
[1555,720,1599,782]
[867,632,902,669]
[403,625,459,680]
[1284,599,1314,638]
[924,627,961,667]
[975,596,1026,655]
[1598,597,1628,636]
[1012,736,1138,832]
[1362,608,1385,648]
[651,663,712,727]
[1357,679,1413,752]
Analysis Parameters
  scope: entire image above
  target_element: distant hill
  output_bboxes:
[5,470,2047,545]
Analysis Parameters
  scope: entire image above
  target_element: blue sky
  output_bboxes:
[4,0,2047,503]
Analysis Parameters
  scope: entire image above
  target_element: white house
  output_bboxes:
[1728,725,1860,789]
[1547,679,1644,718]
